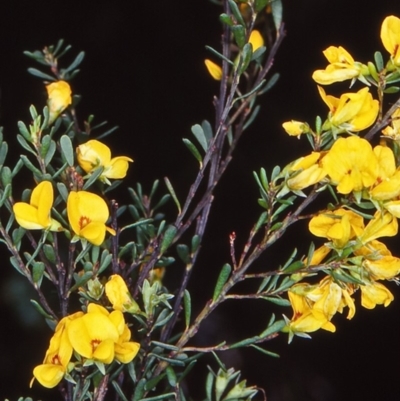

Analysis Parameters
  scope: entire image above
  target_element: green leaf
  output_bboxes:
[249,344,280,358]
[374,51,384,72]
[43,244,56,264]
[259,319,286,338]
[17,135,35,155]
[191,124,208,152]
[164,177,181,214]
[213,263,231,301]
[1,166,12,187]
[0,142,8,166]
[191,234,200,253]
[62,51,85,74]
[132,378,147,401]
[83,166,104,189]
[17,121,31,141]
[383,86,400,94]
[177,244,190,263]
[239,43,253,74]
[183,138,203,166]
[60,135,74,166]
[255,0,269,12]
[262,296,290,307]
[184,289,191,328]
[20,155,42,176]
[271,0,283,31]
[219,13,234,27]
[27,68,55,81]
[166,366,177,387]
[260,72,280,95]
[228,0,246,26]
[160,225,177,254]
[32,261,45,284]
[30,300,55,320]
[232,25,246,49]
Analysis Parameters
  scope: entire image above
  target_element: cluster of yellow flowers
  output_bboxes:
[33,274,140,388]
[281,15,400,339]
[13,141,132,246]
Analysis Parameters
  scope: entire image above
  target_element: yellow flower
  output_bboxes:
[380,15,400,66]
[282,120,309,137]
[287,152,327,190]
[249,30,264,52]
[322,136,379,194]
[77,140,133,184]
[105,274,140,313]
[318,86,379,132]
[307,277,355,321]
[67,303,140,364]
[312,46,361,85]
[382,107,400,139]
[67,191,116,246]
[309,208,364,249]
[13,181,62,231]
[46,81,72,124]
[32,312,83,388]
[359,211,398,244]
[204,59,222,80]
[114,324,140,364]
[370,145,400,200]
[288,283,336,333]
[355,240,400,280]
[360,281,394,309]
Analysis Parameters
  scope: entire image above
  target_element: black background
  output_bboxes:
[0,1,399,400]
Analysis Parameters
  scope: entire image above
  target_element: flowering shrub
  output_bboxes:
[1,2,400,401]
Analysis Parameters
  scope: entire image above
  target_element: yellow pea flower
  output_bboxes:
[114,324,141,364]
[380,15,400,67]
[287,284,335,334]
[382,107,400,139]
[249,30,264,52]
[77,140,133,184]
[204,59,223,80]
[282,120,310,137]
[287,152,327,190]
[322,136,379,194]
[32,311,83,388]
[359,211,398,244]
[13,181,62,231]
[355,240,400,280]
[67,304,120,364]
[309,208,364,249]
[67,190,116,246]
[105,274,140,313]
[318,86,379,132]
[312,46,362,85]
[46,81,72,124]
[360,281,394,309]
[67,304,140,364]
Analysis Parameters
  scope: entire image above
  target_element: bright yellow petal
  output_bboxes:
[115,341,140,363]
[106,156,133,179]
[13,203,43,229]
[31,181,53,228]
[381,16,400,65]
[77,140,112,173]
[204,59,222,80]
[80,222,106,246]
[249,30,264,51]
[33,364,65,388]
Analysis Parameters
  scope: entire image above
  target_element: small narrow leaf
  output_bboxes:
[160,225,177,254]
[184,289,191,328]
[213,263,231,301]
[60,135,74,166]
[164,177,181,214]
[191,124,208,152]
[182,138,203,167]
